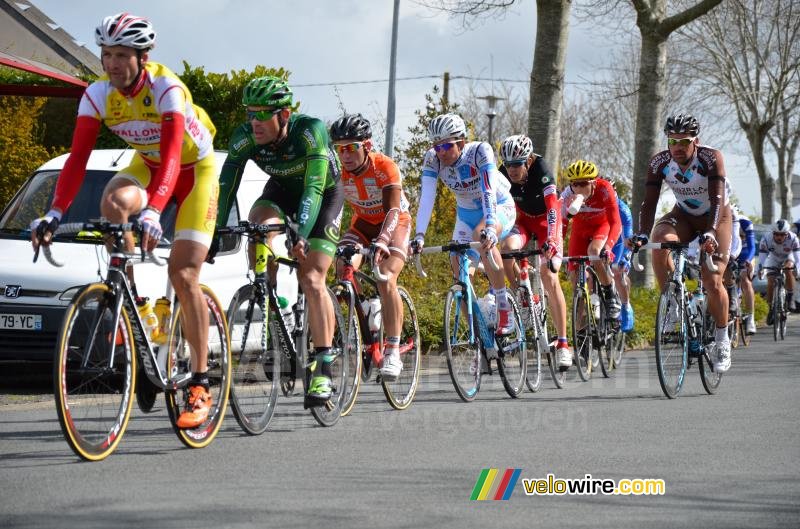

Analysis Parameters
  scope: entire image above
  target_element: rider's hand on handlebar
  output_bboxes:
[371,241,389,264]
[138,208,163,253]
[480,226,498,251]
[758,266,764,281]
[543,238,558,260]
[699,231,718,256]
[291,236,310,263]
[30,209,62,253]
[411,233,425,254]
[626,234,648,251]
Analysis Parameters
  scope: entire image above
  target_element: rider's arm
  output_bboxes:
[638,153,666,236]
[603,181,622,248]
[534,157,560,242]
[216,125,253,227]
[414,149,439,236]
[376,159,403,246]
[145,111,185,213]
[739,217,756,262]
[702,148,727,239]
[559,187,571,240]
[475,142,500,230]
[50,116,102,212]
[757,236,768,268]
[619,200,634,259]
[792,236,800,269]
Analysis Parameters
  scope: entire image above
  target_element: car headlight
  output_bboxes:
[58,286,84,301]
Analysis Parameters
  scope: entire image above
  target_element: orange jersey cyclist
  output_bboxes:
[560,160,623,322]
[330,114,411,381]
[29,13,219,429]
[498,135,572,370]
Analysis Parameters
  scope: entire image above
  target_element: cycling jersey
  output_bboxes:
[500,156,559,243]
[218,113,342,243]
[611,197,633,267]
[561,179,621,269]
[342,151,409,223]
[758,231,800,270]
[639,145,730,237]
[737,213,756,264]
[416,141,512,236]
[52,62,216,214]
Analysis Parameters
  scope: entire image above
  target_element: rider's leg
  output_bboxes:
[501,229,524,290]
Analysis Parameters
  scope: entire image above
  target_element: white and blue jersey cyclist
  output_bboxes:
[611,196,634,332]
[414,113,517,342]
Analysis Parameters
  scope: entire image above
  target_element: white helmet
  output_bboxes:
[500,135,534,162]
[95,13,156,50]
[428,113,467,143]
[773,219,790,234]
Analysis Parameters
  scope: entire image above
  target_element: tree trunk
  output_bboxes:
[528,0,572,173]
[630,32,669,288]
[744,125,775,223]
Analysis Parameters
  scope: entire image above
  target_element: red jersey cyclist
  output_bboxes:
[560,160,623,321]
[498,135,572,369]
[330,114,411,381]
[30,13,218,428]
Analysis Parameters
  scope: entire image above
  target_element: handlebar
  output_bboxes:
[631,241,718,273]
[412,240,498,278]
[335,245,389,282]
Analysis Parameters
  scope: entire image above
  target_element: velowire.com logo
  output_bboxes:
[470,469,522,501]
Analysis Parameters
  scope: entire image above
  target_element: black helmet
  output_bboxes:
[664,114,700,136]
[330,114,372,141]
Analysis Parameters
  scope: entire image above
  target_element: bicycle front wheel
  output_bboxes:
[518,285,542,393]
[54,283,136,461]
[571,287,593,382]
[496,295,527,398]
[772,285,781,342]
[654,283,687,399]
[779,285,787,340]
[381,286,421,410]
[227,283,280,435]
[332,282,362,417]
[699,311,723,395]
[444,286,481,402]
[165,285,232,448]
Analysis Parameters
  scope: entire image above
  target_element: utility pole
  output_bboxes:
[384,0,400,157]
[443,71,450,107]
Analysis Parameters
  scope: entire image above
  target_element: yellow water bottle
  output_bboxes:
[153,297,171,345]
[136,298,159,342]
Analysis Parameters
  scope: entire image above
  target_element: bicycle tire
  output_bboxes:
[444,286,482,402]
[593,277,613,379]
[495,294,527,398]
[539,292,566,389]
[135,366,159,413]
[54,282,136,461]
[165,284,232,448]
[654,282,687,399]
[306,287,349,427]
[611,329,625,368]
[518,285,542,393]
[332,282,363,417]
[381,286,422,410]
[227,283,280,435]
[571,285,593,382]
[779,285,787,340]
[699,308,723,395]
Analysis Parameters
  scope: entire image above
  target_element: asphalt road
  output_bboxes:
[1,319,798,529]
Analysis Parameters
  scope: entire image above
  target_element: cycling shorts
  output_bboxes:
[567,221,613,271]
[507,212,563,260]
[453,201,515,262]
[252,179,344,258]
[110,153,219,247]
[339,213,411,260]
[654,205,732,273]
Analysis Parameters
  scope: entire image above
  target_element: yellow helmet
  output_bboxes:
[566,160,599,182]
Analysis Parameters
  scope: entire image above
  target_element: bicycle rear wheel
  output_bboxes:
[779,285,787,340]
[444,286,482,402]
[496,295,527,398]
[332,282,363,416]
[381,286,421,410]
[54,283,136,461]
[654,283,687,399]
[610,329,625,368]
[518,285,542,393]
[772,285,781,341]
[700,308,723,395]
[165,285,231,448]
[227,283,280,435]
[306,287,349,427]
[571,287,593,382]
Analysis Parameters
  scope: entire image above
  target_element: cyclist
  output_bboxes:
[413,113,516,348]
[735,209,757,334]
[631,114,734,373]
[214,76,344,407]
[330,114,410,381]
[30,13,218,429]
[610,192,634,332]
[560,160,623,322]
[757,219,800,325]
[792,218,800,312]
[497,134,572,369]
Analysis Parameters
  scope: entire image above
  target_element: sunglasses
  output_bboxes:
[505,159,527,168]
[571,181,592,188]
[246,109,279,122]
[334,142,364,154]
[667,137,696,146]
[433,141,458,153]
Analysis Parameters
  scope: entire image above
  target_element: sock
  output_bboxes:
[557,337,568,348]
[495,288,510,311]
[314,347,333,378]
[190,371,209,390]
[715,326,729,343]
[384,336,400,359]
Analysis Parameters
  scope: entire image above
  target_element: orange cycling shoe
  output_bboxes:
[176,385,212,429]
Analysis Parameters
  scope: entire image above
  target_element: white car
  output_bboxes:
[0,149,296,361]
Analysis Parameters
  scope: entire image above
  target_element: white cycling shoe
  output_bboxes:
[380,350,403,381]
[556,346,573,368]
[713,340,732,373]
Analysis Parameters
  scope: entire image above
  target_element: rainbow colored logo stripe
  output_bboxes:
[470,469,522,500]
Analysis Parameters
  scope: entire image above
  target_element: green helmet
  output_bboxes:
[242,76,293,108]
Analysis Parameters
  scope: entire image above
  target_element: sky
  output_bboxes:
[27,0,798,222]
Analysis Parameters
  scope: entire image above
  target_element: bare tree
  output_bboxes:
[678,0,800,222]
[414,0,573,170]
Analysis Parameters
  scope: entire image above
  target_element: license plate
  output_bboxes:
[0,314,42,331]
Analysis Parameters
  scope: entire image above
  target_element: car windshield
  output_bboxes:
[0,170,177,243]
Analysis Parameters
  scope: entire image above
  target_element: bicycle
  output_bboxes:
[333,245,421,413]
[725,260,748,348]
[41,220,231,461]
[220,221,350,432]
[563,254,618,381]
[633,242,722,398]
[762,265,794,342]
[500,244,565,391]
[414,239,527,401]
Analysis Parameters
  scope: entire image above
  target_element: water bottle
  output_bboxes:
[153,297,171,345]
[480,294,497,324]
[590,293,601,320]
[136,298,159,342]
[368,297,382,332]
[567,193,585,217]
[693,289,705,325]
